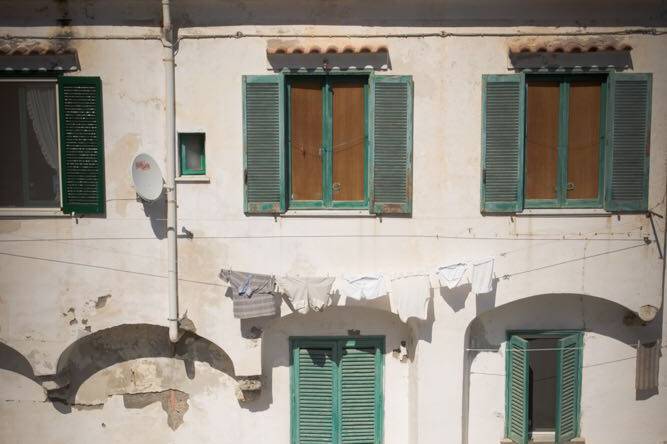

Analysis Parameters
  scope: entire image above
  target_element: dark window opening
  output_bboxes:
[0,81,60,208]
[528,337,559,432]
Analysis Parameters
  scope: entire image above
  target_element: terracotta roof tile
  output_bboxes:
[509,37,632,54]
[267,39,389,55]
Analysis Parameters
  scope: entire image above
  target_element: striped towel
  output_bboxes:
[220,270,278,319]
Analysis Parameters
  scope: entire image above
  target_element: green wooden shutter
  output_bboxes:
[370,75,413,215]
[481,74,525,213]
[604,72,652,212]
[555,333,582,443]
[293,344,336,443]
[58,76,105,214]
[340,345,382,444]
[506,335,529,444]
[243,75,286,214]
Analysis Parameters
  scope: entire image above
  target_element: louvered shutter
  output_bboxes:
[294,345,335,443]
[506,335,529,444]
[58,76,105,214]
[370,75,413,215]
[555,334,582,443]
[340,346,381,444]
[243,75,286,214]
[604,72,652,212]
[481,74,525,213]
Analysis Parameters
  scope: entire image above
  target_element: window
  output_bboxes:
[0,80,60,208]
[525,76,605,208]
[288,77,367,208]
[243,74,413,215]
[481,72,652,213]
[179,132,206,176]
[0,76,105,215]
[505,332,582,444]
[291,337,384,444]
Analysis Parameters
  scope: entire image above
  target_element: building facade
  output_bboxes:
[0,1,666,443]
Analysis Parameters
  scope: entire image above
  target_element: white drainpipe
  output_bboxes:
[162,0,179,343]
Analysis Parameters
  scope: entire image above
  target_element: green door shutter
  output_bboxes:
[555,333,582,443]
[481,74,525,213]
[293,344,336,443]
[58,76,105,214]
[506,335,529,444]
[370,75,413,215]
[243,75,286,214]
[340,345,382,444]
[604,72,652,212]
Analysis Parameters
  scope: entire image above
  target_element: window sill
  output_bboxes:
[0,208,68,218]
[282,209,376,218]
[175,175,210,183]
[518,208,610,217]
[501,438,584,444]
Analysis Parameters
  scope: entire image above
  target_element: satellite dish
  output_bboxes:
[131,153,164,201]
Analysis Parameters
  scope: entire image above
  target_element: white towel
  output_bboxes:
[471,258,494,294]
[277,276,335,313]
[334,274,389,300]
[389,275,431,322]
[436,263,468,289]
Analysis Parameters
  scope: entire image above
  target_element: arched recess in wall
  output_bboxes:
[460,293,662,444]
[240,305,422,413]
[49,323,236,413]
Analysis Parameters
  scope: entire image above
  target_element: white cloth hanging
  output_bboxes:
[334,274,390,300]
[389,275,431,322]
[471,258,494,294]
[26,86,59,171]
[436,263,468,289]
[276,276,335,313]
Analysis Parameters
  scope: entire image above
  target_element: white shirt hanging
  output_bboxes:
[471,258,494,294]
[389,274,432,322]
[436,263,468,289]
[334,274,390,300]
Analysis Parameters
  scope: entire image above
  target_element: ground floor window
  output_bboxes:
[506,331,582,444]
[291,336,384,444]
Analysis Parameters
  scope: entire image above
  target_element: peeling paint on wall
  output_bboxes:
[123,389,190,430]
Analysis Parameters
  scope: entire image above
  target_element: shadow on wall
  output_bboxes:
[460,293,663,444]
[0,0,664,27]
[0,342,40,384]
[142,191,167,240]
[48,323,235,413]
[237,305,422,413]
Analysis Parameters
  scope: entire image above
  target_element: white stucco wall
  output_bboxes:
[0,3,665,442]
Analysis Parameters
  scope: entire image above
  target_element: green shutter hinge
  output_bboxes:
[482,169,487,184]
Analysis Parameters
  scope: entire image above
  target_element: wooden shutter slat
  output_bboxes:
[296,346,335,443]
[555,334,582,443]
[605,72,652,212]
[340,347,378,444]
[370,76,413,215]
[243,75,286,214]
[481,74,525,213]
[59,76,105,214]
[506,335,529,444]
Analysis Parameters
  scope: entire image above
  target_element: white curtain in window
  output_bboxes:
[26,86,59,171]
